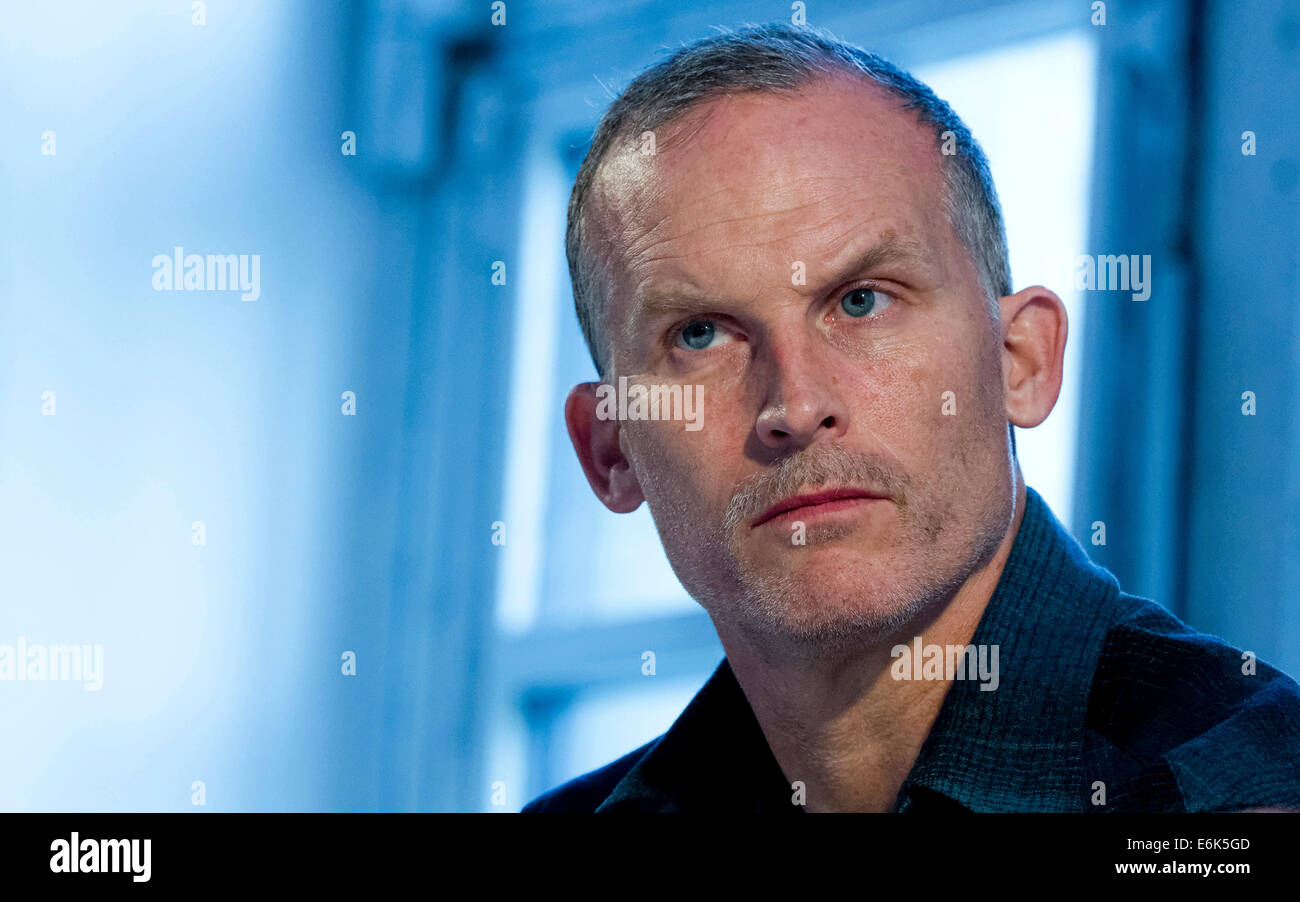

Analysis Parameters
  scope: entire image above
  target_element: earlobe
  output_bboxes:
[564,382,645,513]
[999,286,1068,429]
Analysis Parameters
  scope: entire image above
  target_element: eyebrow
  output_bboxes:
[630,230,932,323]
[825,230,932,287]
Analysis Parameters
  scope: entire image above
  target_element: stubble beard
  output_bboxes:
[691,443,1012,662]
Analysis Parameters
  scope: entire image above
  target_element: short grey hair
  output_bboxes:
[565,22,1013,380]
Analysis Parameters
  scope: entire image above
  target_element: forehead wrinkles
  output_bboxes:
[607,171,940,324]
[626,178,865,266]
[585,83,951,362]
[602,109,946,271]
[630,179,933,276]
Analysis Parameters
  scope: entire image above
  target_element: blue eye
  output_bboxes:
[677,319,718,350]
[840,287,892,318]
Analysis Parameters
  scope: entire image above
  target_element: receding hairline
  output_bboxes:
[566,25,1013,382]
[584,67,923,224]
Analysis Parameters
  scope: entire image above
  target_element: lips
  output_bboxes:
[751,486,887,528]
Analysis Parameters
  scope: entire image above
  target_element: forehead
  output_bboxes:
[585,72,952,324]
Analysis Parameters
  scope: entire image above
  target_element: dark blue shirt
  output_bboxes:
[523,487,1300,812]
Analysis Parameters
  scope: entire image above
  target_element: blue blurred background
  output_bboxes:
[1,0,1296,812]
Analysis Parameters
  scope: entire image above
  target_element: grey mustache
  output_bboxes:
[723,444,908,532]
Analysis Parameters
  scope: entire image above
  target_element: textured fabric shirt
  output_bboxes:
[522,486,1300,812]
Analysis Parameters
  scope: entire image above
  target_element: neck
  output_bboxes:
[716,474,1027,813]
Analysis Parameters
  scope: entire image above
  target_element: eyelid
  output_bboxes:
[840,279,895,300]
[665,282,897,350]
[832,280,899,314]
[666,313,731,350]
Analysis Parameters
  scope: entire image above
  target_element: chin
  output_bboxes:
[726,556,945,652]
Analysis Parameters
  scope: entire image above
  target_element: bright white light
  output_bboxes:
[917,29,1099,527]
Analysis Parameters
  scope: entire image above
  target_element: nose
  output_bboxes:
[754,332,850,451]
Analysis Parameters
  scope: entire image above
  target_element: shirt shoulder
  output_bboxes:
[1086,593,1300,811]
[520,737,660,813]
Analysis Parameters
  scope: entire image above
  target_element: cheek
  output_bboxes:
[923,326,1008,473]
[624,415,732,515]
[847,328,997,462]
[846,342,946,447]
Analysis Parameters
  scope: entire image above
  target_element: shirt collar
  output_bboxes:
[896,485,1122,811]
[595,654,795,812]
[597,486,1123,812]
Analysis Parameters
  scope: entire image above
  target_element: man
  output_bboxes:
[522,24,1300,813]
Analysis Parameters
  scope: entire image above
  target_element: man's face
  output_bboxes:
[584,74,1017,651]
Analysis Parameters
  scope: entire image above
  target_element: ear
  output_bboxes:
[564,382,645,513]
[999,285,1067,429]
